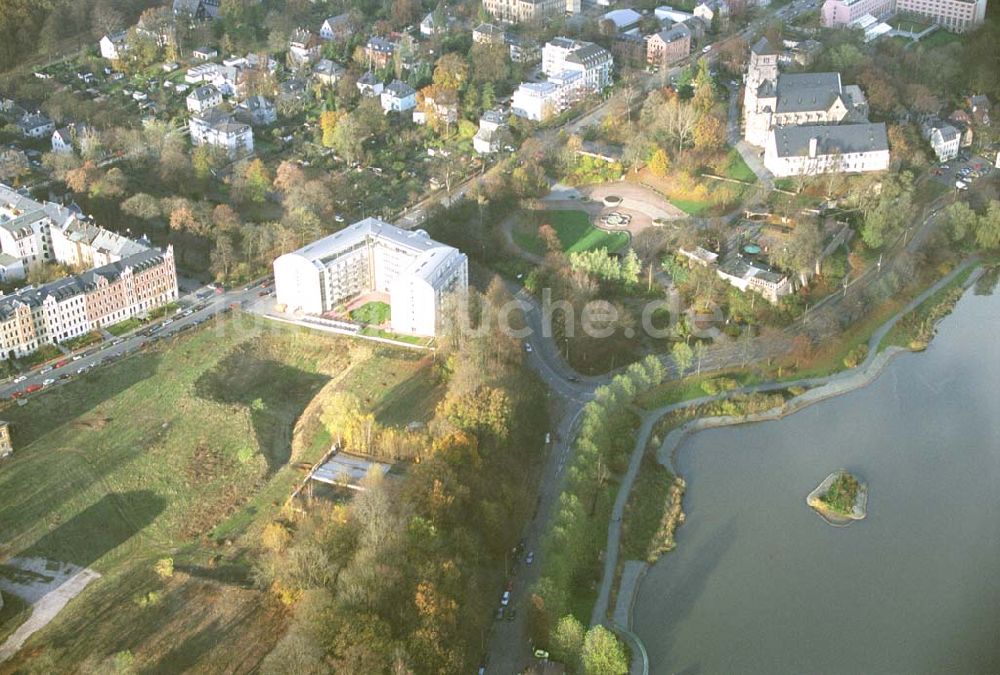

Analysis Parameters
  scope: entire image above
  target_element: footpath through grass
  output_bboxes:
[0,316,438,672]
[513,209,629,256]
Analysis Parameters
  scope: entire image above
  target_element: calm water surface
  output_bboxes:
[633,287,1000,674]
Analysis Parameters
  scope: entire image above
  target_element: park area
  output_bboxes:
[635,148,759,216]
[512,209,630,257]
[0,316,442,672]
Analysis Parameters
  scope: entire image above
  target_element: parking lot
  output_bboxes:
[929,152,997,191]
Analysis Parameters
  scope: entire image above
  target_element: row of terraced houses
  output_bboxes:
[0,185,178,360]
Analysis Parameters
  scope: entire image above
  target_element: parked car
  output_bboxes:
[39,366,53,374]
[13,375,26,383]
[526,551,534,565]
[25,384,42,393]
[42,378,55,386]
[72,354,83,361]
[501,591,510,606]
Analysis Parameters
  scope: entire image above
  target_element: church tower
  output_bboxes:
[743,37,779,147]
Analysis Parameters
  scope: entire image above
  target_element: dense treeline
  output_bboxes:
[251,279,549,672]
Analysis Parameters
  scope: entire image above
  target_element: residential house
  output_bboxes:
[482,0,563,23]
[192,47,218,60]
[363,37,396,70]
[172,0,221,20]
[313,59,345,87]
[763,123,891,177]
[50,125,84,154]
[612,33,647,68]
[185,62,219,84]
[924,122,960,162]
[646,24,692,67]
[947,116,974,147]
[99,32,127,61]
[237,96,277,126]
[968,95,990,126]
[16,112,54,139]
[414,91,458,126]
[473,23,507,45]
[717,257,792,304]
[320,13,352,41]
[420,12,442,36]
[507,35,540,64]
[473,109,508,154]
[694,0,727,23]
[357,71,384,97]
[189,108,253,157]
[279,78,308,105]
[381,80,417,113]
[186,84,223,113]
[289,29,322,68]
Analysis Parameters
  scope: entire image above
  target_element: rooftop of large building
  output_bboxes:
[771,122,889,157]
[771,72,843,114]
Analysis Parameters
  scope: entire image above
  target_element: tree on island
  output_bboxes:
[820,472,861,515]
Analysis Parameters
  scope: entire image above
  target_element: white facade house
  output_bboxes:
[925,123,960,162]
[189,108,254,157]
[474,109,508,154]
[320,13,351,41]
[515,38,611,121]
[273,218,468,336]
[17,112,54,139]
[186,84,223,112]
[50,127,76,154]
[380,80,417,113]
[99,32,127,61]
[716,257,792,304]
[512,81,564,121]
[764,123,890,177]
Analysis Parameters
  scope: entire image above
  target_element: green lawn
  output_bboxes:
[105,317,144,337]
[669,198,714,216]
[0,317,436,672]
[513,210,630,256]
[350,301,391,326]
[335,348,443,427]
[722,148,757,183]
[620,453,675,561]
[917,30,962,48]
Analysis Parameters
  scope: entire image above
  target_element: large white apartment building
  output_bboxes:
[764,123,891,177]
[822,0,986,31]
[273,218,468,336]
[513,39,612,121]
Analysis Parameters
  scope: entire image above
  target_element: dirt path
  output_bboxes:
[0,557,100,662]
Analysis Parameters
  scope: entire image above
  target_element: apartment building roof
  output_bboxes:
[565,42,612,68]
[0,248,169,320]
[772,122,889,158]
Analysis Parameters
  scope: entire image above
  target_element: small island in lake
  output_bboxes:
[807,470,867,526]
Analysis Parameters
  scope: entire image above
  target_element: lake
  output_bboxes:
[633,285,1000,674]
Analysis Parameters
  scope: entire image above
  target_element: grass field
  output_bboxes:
[721,148,757,183]
[512,210,630,256]
[0,316,438,671]
[349,300,391,326]
[917,30,962,48]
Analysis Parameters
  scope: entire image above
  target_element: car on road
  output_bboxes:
[496,606,504,620]
[42,378,55,386]
[10,390,23,399]
[39,366,53,374]
[567,375,579,382]
[523,342,533,353]
[25,384,42,393]
[533,649,550,659]
[163,319,174,326]
[702,44,712,53]
[72,354,82,361]
[77,366,88,374]
[526,551,534,565]
[112,338,124,345]
[55,360,69,368]
[13,375,26,383]
[501,591,510,606]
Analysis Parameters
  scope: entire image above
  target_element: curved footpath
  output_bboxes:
[593,259,981,674]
